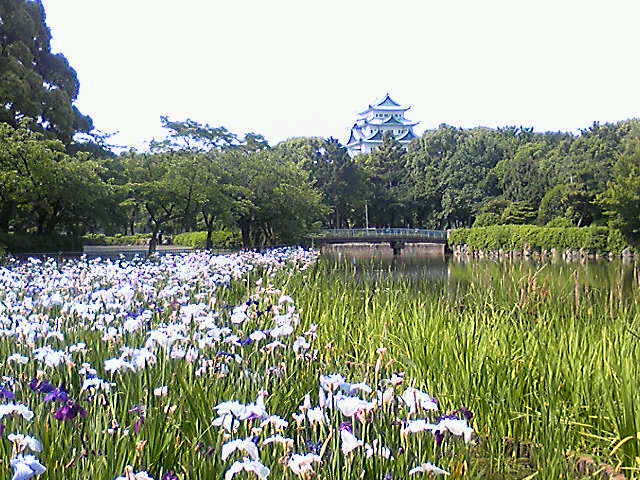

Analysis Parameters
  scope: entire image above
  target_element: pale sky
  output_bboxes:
[42,0,640,149]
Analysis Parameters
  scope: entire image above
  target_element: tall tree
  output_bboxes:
[0,121,108,236]
[0,0,92,143]
[598,126,640,243]
[495,142,549,206]
[362,133,408,227]
[276,137,367,228]
[120,152,197,254]
[152,116,239,152]
[223,149,326,247]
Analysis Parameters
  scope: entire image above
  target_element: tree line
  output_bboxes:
[0,118,328,250]
[2,117,639,252]
[354,121,640,240]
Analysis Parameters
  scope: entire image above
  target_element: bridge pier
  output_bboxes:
[389,241,405,256]
[320,242,445,258]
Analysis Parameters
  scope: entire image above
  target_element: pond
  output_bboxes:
[321,250,640,299]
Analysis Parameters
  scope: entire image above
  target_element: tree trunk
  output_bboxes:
[202,212,214,250]
[206,228,213,250]
[148,224,160,255]
[36,210,47,235]
[239,222,251,249]
[129,206,138,235]
[0,201,15,231]
[44,209,62,235]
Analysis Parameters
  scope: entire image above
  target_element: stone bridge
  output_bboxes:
[309,228,448,255]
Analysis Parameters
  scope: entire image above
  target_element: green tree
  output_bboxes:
[0,121,108,237]
[195,152,247,249]
[495,142,549,206]
[223,149,326,247]
[152,116,239,152]
[276,137,367,228]
[0,0,92,142]
[362,132,407,227]
[598,129,640,243]
[120,152,198,254]
[500,201,537,225]
[537,183,593,226]
[406,126,510,228]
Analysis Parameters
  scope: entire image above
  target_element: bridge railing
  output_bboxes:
[309,228,447,241]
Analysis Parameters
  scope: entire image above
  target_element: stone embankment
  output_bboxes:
[451,244,636,261]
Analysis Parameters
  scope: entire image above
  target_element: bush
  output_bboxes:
[0,233,82,253]
[173,230,241,250]
[82,233,151,246]
[545,217,574,228]
[500,202,537,225]
[473,212,502,227]
[449,225,629,254]
[606,228,629,255]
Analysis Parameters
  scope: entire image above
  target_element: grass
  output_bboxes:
[285,257,640,479]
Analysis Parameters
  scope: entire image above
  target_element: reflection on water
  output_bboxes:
[321,251,640,301]
[323,251,449,283]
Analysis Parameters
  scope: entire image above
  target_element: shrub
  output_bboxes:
[545,217,574,228]
[81,233,107,245]
[500,202,537,225]
[449,225,629,254]
[473,212,502,227]
[607,228,629,255]
[82,233,151,246]
[0,233,82,253]
[173,230,242,250]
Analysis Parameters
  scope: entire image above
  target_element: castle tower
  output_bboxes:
[346,93,419,156]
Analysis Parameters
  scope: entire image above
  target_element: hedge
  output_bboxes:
[82,233,152,246]
[172,230,241,250]
[82,231,242,249]
[448,225,630,254]
[0,233,82,253]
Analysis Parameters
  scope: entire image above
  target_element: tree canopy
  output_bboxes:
[0,0,92,143]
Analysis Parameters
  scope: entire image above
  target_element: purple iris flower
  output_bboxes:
[0,386,15,401]
[43,387,69,403]
[216,351,235,359]
[239,338,254,346]
[134,416,145,434]
[162,472,179,480]
[434,430,444,447]
[245,412,261,421]
[339,421,353,432]
[54,401,87,421]
[29,379,55,394]
[0,424,5,436]
[305,440,322,454]
[455,407,474,421]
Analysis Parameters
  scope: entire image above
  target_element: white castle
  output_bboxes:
[346,93,419,156]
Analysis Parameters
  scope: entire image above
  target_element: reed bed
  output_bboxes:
[287,257,640,479]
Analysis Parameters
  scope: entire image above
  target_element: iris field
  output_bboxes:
[0,250,638,479]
